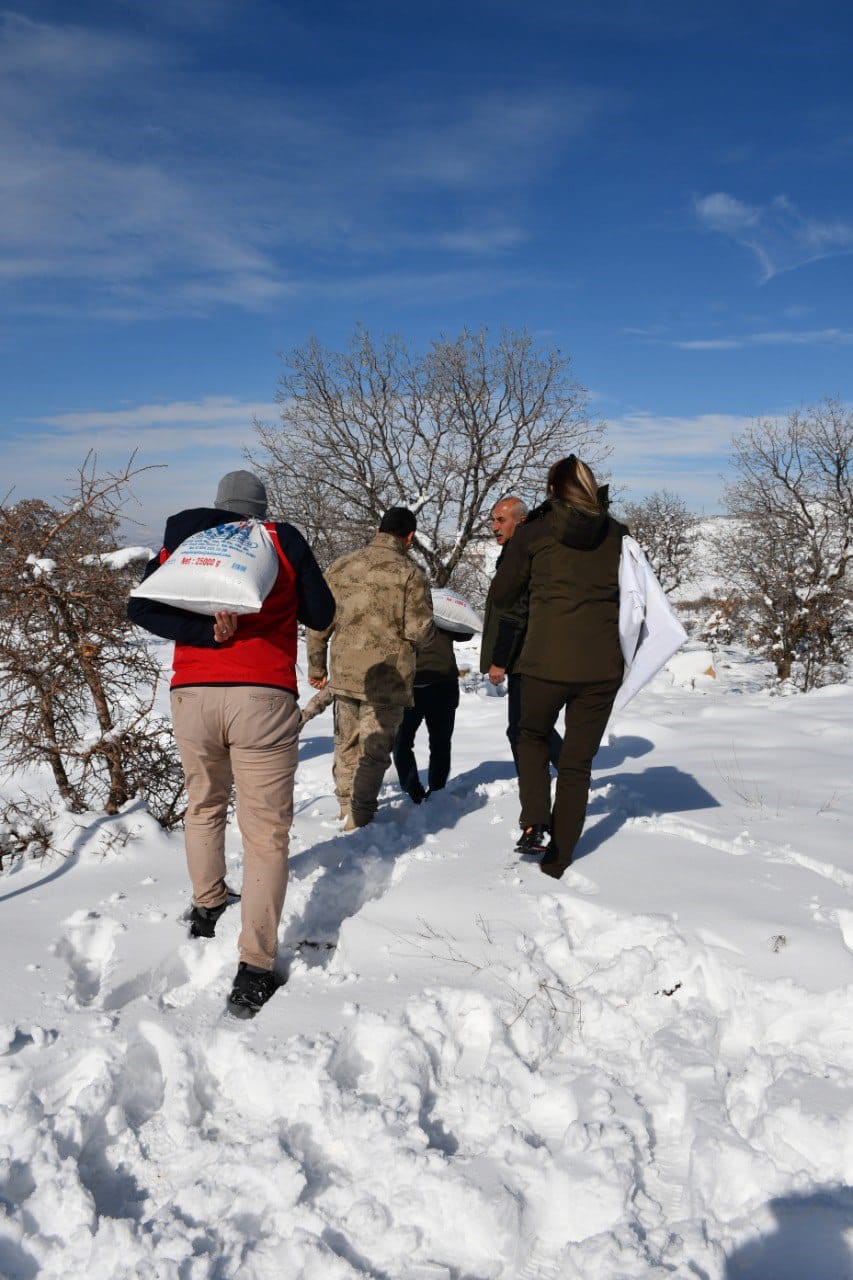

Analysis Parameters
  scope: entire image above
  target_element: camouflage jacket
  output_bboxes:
[306,533,435,706]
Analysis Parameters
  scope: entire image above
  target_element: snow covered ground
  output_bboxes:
[1,640,851,1279]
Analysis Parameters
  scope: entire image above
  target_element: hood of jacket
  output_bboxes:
[528,488,610,551]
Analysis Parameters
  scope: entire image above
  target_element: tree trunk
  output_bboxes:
[77,643,129,813]
[40,694,83,811]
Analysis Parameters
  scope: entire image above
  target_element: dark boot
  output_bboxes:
[516,824,551,854]
[228,962,278,1016]
[188,900,228,938]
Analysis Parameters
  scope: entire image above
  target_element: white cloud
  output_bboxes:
[390,87,615,189]
[609,410,754,460]
[6,396,282,539]
[606,410,764,511]
[0,13,614,318]
[694,192,760,233]
[693,191,853,281]
[436,226,528,254]
[34,397,277,434]
[674,328,853,351]
[9,395,757,532]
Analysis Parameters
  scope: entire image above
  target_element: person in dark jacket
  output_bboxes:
[393,623,473,803]
[490,457,627,879]
[480,496,562,770]
[127,470,335,1014]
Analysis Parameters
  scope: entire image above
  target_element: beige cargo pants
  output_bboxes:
[171,685,300,969]
[333,696,404,826]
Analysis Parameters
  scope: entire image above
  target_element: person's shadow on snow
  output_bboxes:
[594,733,654,769]
[573,763,719,861]
[297,733,334,763]
[281,757,515,973]
[723,1188,853,1279]
[283,730,716,962]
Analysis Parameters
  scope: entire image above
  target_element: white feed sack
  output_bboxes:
[432,588,483,634]
[130,521,280,615]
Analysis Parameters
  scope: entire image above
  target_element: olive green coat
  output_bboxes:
[479,542,530,675]
[490,498,628,683]
[415,625,472,685]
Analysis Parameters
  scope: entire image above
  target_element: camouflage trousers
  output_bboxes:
[333,696,404,826]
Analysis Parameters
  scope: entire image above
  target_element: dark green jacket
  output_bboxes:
[415,625,472,685]
[490,497,628,683]
[479,542,530,674]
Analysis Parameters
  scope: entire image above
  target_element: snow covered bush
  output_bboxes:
[714,399,853,690]
[622,489,697,594]
[0,796,54,867]
[0,455,186,826]
[700,596,741,649]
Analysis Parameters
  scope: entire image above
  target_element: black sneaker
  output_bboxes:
[227,963,278,1016]
[188,900,228,938]
[516,824,551,855]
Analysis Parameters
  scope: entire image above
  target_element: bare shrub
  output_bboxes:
[622,489,698,594]
[0,796,56,868]
[0,455,185,827]
[715,399,853,690]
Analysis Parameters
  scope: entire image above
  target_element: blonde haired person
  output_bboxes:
[489,456,628,878]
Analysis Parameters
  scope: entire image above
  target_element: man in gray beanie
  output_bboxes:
[214,470,268,519]
[128,470,334,1016]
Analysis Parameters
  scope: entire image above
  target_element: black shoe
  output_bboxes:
[409,788,427,805]
[188,900,228,938]
[516,824,551,855]
[227,962,278,1016]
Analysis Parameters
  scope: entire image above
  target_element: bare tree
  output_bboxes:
[622,489,697,594]
[248,326,606,589]
[714,399,853,689]
[0,455,185,827]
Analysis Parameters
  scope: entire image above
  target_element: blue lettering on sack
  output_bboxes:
[184,522,261,558]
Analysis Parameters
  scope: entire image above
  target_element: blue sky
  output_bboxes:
[2,0,852,536]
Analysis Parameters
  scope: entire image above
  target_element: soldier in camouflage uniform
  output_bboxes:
[306,507,435,829]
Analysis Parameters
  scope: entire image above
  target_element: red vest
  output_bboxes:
[170,523,299,691]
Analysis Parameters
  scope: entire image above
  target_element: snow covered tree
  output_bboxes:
[248,325,606,588]
[715,400,853,689]
[0,456,185,825]
[622,490,697,594]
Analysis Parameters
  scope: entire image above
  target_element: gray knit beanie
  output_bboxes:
[214,470,268,518]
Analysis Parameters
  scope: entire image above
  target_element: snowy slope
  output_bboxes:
[0,642,851,1279]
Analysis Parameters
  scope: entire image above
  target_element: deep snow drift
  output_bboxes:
[1,641,851,1279]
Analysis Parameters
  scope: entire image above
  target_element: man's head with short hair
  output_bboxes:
[491,495,527,546]
[214,470,268,519]
[379,506,417,540]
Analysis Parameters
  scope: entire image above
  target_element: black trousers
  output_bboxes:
[507,672,562,772]
[393,681,459,801]
[518,674,621,870]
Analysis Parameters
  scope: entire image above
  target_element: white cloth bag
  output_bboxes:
[614,535,687,711]
[431,587,483,634]
[130,520,280,616]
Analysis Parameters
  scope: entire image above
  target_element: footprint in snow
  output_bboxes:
[54,910,125,1007]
